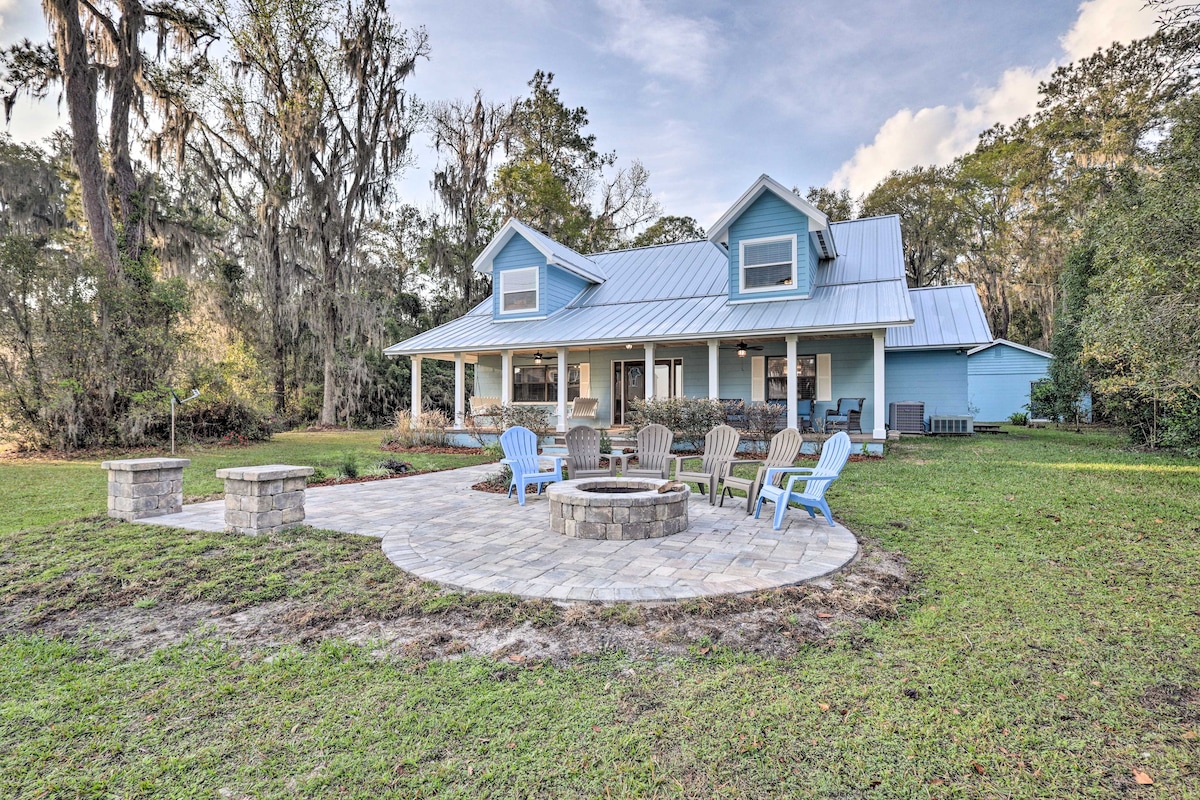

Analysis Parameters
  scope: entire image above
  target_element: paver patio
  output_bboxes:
[141,464,859,602]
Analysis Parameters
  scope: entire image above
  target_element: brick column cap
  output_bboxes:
[215,464,315,481]
[102,458,191,471]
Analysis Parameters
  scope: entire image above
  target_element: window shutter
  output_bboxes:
[751,356,765,402]
[816,353,832,402]
[578,363,590,397]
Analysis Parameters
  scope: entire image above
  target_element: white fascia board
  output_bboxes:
[706,174,831,247]
[966,338,1054,358]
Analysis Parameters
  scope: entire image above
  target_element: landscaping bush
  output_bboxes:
[1009,411,1029,426]
[338,451,360,479]
[465,403,553,446]
[384,408,452,448]
[743,401,786,453]
[118,394,274,447]
[378,457,413,474]
[626,397,725,451]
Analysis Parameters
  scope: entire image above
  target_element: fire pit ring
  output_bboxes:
[547,478,690,540]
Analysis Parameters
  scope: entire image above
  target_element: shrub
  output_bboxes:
[743,402,786,453]
[626,397,726,451]
[338,451,360,479]
[1009,412,1029,426]
[465,402,554,446]
[119,394,274,448]
[384,408,452,448]
[379,457,413,474]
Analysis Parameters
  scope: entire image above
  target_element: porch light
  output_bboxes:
[736,341,748,358]
[625,343,633,350]
[534,351,543,365]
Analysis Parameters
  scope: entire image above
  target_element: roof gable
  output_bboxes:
[472,218,606,284]
[967,338,1052,358]
[707,175,836,258]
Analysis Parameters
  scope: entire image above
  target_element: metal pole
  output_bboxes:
[170,393,177,455]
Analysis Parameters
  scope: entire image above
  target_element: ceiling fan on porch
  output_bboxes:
[721,340,764,358]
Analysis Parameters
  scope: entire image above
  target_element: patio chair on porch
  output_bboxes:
[674,425,741,504]
[754,431,852,529]
[824,397,864,434]
[500,426,563,506]
[624,424,675,480]
[720,427,803,513]
[564,425,614,479]
[797,399,814,431]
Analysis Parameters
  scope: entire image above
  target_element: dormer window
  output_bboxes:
[739,235,797,293]
[499,267,539,314]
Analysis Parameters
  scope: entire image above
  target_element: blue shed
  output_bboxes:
[967,339,1053,422]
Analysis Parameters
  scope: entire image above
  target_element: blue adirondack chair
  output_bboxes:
[754,431,852,529]
[500,426,563,506]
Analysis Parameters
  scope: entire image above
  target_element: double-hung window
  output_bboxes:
[499,267,539,314]
[766,355,817,401]
[739,235,797,293]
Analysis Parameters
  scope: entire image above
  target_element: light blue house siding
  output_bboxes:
[727,193,812,302]
[884,350,970,418]
[490,235,590,320]
[968,343,1052,421]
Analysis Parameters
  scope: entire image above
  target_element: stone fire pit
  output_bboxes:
[547,478,690,540]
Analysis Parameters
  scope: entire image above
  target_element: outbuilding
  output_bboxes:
[967,339,1053,422]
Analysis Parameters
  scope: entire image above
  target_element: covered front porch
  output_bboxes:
[407,329,890,440]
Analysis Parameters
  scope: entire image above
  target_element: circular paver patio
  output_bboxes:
[142,464,859,603]
[376,466,859,603]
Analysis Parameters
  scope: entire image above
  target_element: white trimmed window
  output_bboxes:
[739,235,797,293]
[499,267,539,314]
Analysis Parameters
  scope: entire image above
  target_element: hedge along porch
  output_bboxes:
[389,175,997,440]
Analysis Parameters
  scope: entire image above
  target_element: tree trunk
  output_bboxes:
[46,0,120,277]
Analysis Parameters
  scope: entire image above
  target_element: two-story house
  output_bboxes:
[385,175,995,438]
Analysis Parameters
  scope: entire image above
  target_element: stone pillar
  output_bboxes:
[102,458,190,521]
[873,329,887,440]
[708,339,720,399]
[214,464,315,535]
[786,334,799,430]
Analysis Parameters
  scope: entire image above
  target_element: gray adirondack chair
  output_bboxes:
[720,427,803,513]
[624,424,675,479]
[674,425,741,504]
[754,431,852,529]
[564,425,615,479]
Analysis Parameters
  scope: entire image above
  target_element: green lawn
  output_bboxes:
[2,427,1199,798]
[0,429,492,534]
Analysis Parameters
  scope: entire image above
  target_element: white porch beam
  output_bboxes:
[453,353,465,429]
[501,350,513,405]
[873,330,886,439]
[786,335,798,430]
[556,347,569,433]
[644,342,656,400]
[708,339,720,400]
[410,356,422,422]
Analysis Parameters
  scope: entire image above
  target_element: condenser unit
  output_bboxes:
[929,415,974,435]
[888,401,925,434]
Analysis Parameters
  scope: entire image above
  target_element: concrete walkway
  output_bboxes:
[142,464,859,603]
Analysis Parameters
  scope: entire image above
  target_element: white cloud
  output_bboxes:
[830,0,1159,196]
[596,0,719,84]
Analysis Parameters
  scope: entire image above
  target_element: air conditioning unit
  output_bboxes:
[889,401,925,434]
[929,415,974,435]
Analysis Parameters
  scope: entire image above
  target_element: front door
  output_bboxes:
[612,360,645,426]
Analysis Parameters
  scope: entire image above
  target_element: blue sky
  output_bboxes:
[0,0,1159,227]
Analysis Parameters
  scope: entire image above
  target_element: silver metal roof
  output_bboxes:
[386,215,914,357]
[886,284,993,350]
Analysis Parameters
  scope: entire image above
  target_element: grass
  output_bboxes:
[0,429,492,534]
[2,427,1199,797]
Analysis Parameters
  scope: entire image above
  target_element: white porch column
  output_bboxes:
[873,330,887,439]
[708,339,720,399]
[410,356,422,422]
[556,347,569,433]
[501,350,513,405]
[453,353,465,428]
[643,342,656,400]
[786,335,798,430]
